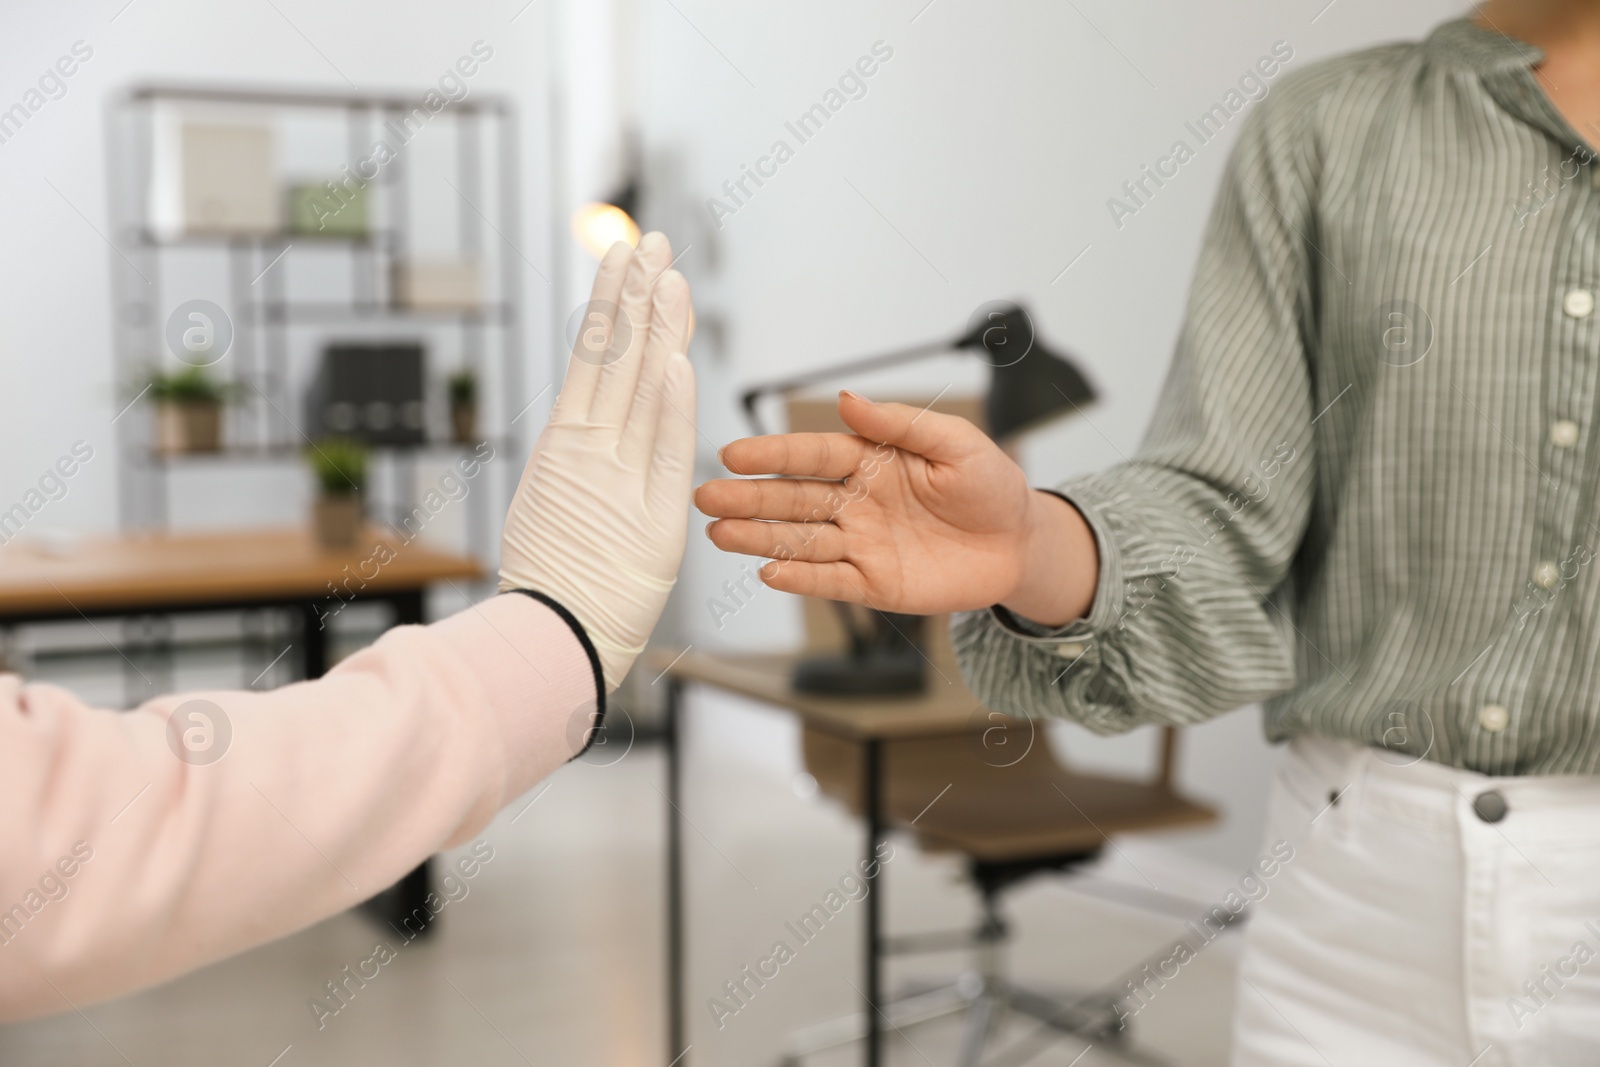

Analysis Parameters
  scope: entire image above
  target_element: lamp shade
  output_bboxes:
[987,345,1098,440]
[951,303,1098,440]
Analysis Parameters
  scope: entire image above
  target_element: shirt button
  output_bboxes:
[1473,790,1509,823]
[1479,703,1510,732]
[1552,419,1580,448]
[1535,561,1560,588]
[1564,288,1595,318]
[1055,641,1087,659]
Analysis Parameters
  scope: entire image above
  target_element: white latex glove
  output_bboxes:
[499,233,697,690]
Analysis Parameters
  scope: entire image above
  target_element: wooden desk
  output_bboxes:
[657,649,989,1067]
[0,525,485,931]
[0,525,481,616]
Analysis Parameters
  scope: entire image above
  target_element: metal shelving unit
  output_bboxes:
[105,82,529,565]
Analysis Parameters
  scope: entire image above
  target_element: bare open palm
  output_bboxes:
[695,391,1038,615]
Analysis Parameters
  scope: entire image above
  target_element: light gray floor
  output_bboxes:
[0,695,1243,1067]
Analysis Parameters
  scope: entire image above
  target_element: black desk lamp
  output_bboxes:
[738,302,1098,695]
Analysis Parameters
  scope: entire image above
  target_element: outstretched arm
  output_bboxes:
[0,233,696,1020]
[0,594,590,1020]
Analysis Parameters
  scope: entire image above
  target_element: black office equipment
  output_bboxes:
[308,342,427,445]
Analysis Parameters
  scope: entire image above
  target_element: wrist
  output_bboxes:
[998,489,1100,628]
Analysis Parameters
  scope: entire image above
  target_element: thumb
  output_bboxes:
[836,390,985,463]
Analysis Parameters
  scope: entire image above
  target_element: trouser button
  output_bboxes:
[1473,790,1508,824]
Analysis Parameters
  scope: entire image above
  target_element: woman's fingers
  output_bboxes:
[590,232,671,425]
[694,475,860,523]
[706,518,847,563]
[720,432,872,479]
[836,390,984,463]
[553,240,633,423]
[757,559,870,602]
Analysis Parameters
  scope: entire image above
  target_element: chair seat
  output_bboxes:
[804,728,1218,864]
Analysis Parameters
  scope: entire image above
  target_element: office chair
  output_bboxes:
[787,707,1214,1066]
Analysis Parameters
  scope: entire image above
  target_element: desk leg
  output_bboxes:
[864,737,885,1067]
[388,592,432,933]
[390,590,425,629]
[666,677,687,1065]
[299,602,328,680]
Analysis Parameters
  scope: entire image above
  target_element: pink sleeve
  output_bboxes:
[0,592,598,1021]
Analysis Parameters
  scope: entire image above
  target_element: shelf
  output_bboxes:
[107,79,527,556]
[130,229,402,249]
[134,438,514,465]
[124,82,510,116]
[240,303,513,325]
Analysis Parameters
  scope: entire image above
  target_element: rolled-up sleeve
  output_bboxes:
[955,72,1328,734]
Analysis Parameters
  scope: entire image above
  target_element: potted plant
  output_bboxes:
[307,439,367,549]
[448,368,478,444]
[148,367,228,454]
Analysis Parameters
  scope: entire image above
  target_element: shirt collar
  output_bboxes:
[1426,16,1545,73]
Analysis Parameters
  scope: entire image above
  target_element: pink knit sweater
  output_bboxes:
[0,593,596,1020]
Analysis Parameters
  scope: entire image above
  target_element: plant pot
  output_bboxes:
[154,400,222,455]
[450,402,478,445]
[313,493,364,549]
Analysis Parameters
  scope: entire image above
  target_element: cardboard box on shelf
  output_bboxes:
[180,122,277,235]
[393,261,481,311]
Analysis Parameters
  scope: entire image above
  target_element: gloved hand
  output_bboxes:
[499,232,696,690]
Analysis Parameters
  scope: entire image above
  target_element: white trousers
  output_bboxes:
[1231,735,1600,1067]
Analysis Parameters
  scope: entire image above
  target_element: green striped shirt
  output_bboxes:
[953,18,1600,776]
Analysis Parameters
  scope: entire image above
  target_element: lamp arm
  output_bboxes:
[738,337,959,435]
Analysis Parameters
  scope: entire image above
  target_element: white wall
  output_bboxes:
[637,0,1468,872]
